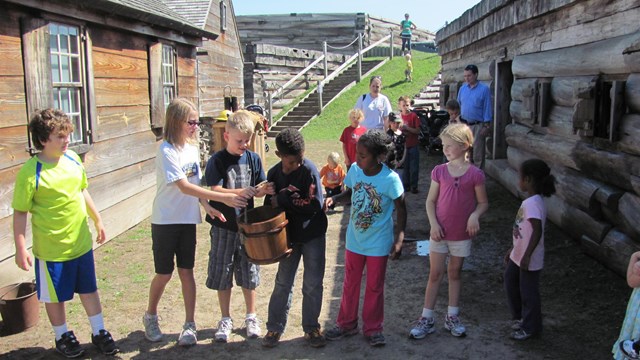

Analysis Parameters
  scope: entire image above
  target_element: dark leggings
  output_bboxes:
[401,36,411,52]
[504,259,542,334]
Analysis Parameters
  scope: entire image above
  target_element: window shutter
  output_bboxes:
[149,42,164,129]
[21,17,53,116]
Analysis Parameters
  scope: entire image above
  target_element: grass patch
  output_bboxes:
[301,52,441,141]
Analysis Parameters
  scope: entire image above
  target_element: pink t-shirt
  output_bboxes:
[510,195,546,271]
[432,164,485,240]
[340,125,367,164]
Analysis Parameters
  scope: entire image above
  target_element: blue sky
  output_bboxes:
[233,0,482,33]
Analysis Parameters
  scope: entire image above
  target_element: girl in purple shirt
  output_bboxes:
[409,123,488,339]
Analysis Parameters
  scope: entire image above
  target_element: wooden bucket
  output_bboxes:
[0,282,39,335]
[238,206,292,265]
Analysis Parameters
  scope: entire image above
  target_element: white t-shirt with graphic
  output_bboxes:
[510,194,546,271]
[151,141,202,224]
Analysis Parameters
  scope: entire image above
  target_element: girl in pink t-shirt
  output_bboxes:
[504,159,555,341]
[409,123,488,339]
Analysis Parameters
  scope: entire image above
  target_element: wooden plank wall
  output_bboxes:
[0,7,199,287]
[436,0,640,275]
[197,2,244,116]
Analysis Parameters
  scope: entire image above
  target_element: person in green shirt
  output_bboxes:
[400,13,417,53]
[12,109,118,358]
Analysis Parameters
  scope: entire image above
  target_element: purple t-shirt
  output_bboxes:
[432,163,485,240]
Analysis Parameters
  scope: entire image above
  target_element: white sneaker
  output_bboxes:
[142,313,163,342]
[245,317,262,338]
[178,322,197,346]
[215,318,233,343]
[444,314,467,337]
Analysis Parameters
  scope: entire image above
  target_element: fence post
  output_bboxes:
[317,80,323,114]
[267,91,273,127]
[357,33,363,82]
[323,41,328,79]
[390,30,394,59]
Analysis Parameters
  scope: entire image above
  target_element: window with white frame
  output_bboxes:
[49,23,88,145]
[162,44,176,110]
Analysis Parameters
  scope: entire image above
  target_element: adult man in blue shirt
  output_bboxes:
[458,64,492,169]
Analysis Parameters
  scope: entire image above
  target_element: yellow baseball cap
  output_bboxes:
[215,110,232,121]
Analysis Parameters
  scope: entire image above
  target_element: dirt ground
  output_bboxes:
[0,146,632,360]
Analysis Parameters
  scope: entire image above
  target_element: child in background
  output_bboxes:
[262,128,328,349]
[12,109,119,357]
[386,113,406,170]
[340,108,367,171]
[143,98,247,346]
[320,152,346,210]
[405,53,413,82]
[204,110,275,342]
[398,96,421,193]
[613,251,640,359]
[410,123,488,339]
[504,159,555,340]
[445,99,464,124]
[324,130,406,347]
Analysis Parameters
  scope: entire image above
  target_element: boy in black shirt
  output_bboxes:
[261,128,328,349]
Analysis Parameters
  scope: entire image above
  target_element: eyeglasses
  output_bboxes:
[187,120,201,126]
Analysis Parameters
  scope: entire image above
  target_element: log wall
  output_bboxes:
[0,4,200,287]
[437,0,640,275]
[237,13,435,54]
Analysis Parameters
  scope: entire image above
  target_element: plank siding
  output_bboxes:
[0,125,30,171]
[0,76,27,128]
[95,105,151,141]
[84,131,157,178]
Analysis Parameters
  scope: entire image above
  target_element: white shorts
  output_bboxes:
[429,239,472,258]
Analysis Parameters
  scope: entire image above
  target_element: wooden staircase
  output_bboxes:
[412,72,442,109]
[267,60,383,137]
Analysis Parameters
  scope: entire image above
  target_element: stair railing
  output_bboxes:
[266,31,394,124]
[317,33,392,113]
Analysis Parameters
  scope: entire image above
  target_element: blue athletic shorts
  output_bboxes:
[35,250,98,303]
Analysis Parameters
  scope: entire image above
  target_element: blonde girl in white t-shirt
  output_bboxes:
[143,98,248,346]
[504,158,556,341]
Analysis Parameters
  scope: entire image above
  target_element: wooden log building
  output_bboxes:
[436,0,640,275]
[0,0,246,287]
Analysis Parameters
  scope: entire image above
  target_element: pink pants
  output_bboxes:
[336,249,388,336]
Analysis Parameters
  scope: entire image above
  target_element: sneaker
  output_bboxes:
[143,313,163,342]
[409,317,435,339]
[178,322,197,346]
[55,331,84,358]
[511,329,534,341]
[367,332,386,347]
[91,329,119,355]
[620,339,640,359]
[444,314,466,337]
[261,330,281,348]
[511,319,523,331]
[304,328,326,348]
[324,325,359,340]
[245,317,262,338]
[215,318,234,343]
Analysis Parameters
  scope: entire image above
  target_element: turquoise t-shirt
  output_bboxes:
[401,20,414,37]
[344,164,404,256]
[12,150,92,261]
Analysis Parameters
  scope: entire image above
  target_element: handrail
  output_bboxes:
[319,34,391,88]
[272,55,325,101]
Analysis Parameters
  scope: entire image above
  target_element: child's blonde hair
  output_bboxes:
[164,98,198,145]
[439,123,474,152]
[405,53,412,60]
[349,108,364,122]
[225,110,255,135]
[398,95,412,104]
[328,151,340,164]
